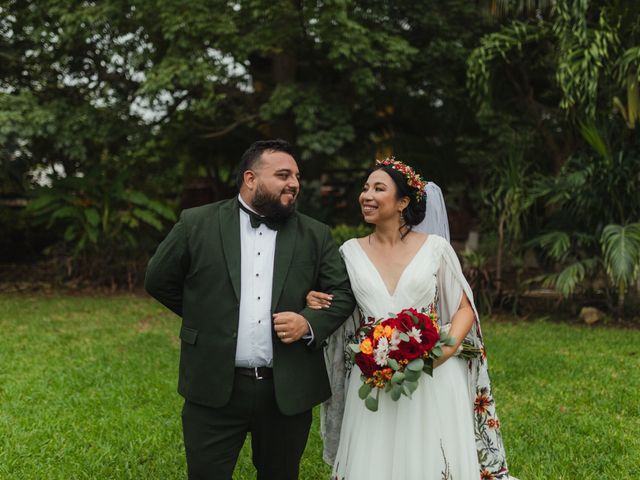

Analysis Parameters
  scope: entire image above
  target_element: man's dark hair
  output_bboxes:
[236,139,296,189]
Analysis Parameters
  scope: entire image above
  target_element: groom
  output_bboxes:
[145,139,355,480]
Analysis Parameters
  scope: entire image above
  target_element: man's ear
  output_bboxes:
[243,170,257,190]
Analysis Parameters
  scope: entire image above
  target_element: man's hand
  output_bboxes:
[273,311,310,344]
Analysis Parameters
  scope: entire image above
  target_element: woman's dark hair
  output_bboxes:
[368,163,427,236]
[236,139,296,189]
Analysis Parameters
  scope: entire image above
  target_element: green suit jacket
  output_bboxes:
[145,198,355,415]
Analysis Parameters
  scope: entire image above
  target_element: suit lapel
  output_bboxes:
[271,213,298,310]
[220,199,241,301]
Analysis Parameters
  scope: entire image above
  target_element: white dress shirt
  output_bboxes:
[234,195,314,368]
[235,195,278,367]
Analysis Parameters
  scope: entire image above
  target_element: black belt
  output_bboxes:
[235,367,273,379]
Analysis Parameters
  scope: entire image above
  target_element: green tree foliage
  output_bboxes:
[0,1,493,194]
[0,0,496,283]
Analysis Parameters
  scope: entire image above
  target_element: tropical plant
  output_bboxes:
[529,123,640,312]
[601,223,640,311]
[468,1,640,315]
[26,169,175,287]
[471,1,640,117]
[481,135,537,295]
[460,248,494,315]
[528,230,599,299]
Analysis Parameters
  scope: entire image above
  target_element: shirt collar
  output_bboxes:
[237,194,261,216]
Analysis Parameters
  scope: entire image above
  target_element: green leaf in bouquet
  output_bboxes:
[399,332,410,342]
[423,358,434,376]
[387,358,400,371]
[358,382,372,400]
[390,384,402,401]
[431,345,443,358]
[404,380,419,395]
[408,312,419,325]
[402,383,414,398]
[441,334,457,346]
[365,395,379,412]
[404,368,420,382]
[406,358,424,372]
[391,371,405,384]
[385,382,393,392]
[349,343,361,353]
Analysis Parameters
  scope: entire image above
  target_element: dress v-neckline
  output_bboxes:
[353,235,432,297]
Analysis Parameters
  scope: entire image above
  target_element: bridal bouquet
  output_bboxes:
[350,306,455,412]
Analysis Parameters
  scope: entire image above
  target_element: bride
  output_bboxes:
[307,159,516,480]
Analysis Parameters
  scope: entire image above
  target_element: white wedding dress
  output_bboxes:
[326,234,515,480]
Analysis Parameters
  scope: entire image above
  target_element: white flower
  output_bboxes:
[407,327,422,343]
[374,337,390,366]
[389,330,401,351]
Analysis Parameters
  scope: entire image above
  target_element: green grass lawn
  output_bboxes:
[0,294,638,479]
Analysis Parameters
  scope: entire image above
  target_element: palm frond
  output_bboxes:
[601,223,640,289]
[543,258,598,298]
[528,231,570,260]
[579,122,612,163]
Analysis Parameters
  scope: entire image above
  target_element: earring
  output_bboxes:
[399,210,405,224]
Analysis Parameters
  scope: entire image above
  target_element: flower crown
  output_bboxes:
[375,157,427,202]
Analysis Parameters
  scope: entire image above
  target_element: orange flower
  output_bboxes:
[488,418,501,429]
[371,367,394,388]
[480,469,495,480]
[474,393,491,415]
[360,338,373,355]
[383,325,394,338]
[373,325,384,340]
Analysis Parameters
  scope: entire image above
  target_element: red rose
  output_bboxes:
[420,322,440,350]
[389,338,425,361]
[355,352,379,377]
[394,311,415,330]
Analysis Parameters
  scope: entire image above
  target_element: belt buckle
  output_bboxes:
[254,367,264,380]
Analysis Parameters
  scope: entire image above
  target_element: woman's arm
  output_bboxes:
[434,292,474,368]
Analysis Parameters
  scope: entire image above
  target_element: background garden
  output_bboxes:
[1,1,639,478]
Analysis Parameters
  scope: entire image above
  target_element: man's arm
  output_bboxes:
[144,212,190,316]
[300,226,355,347]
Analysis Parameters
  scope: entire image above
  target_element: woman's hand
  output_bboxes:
[306,290,333,309]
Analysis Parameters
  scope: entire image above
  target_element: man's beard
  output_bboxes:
[252,183,297,222]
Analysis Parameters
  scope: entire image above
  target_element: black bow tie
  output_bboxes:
[238,201,283,231]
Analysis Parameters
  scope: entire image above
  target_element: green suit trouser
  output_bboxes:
[181,374,313,480]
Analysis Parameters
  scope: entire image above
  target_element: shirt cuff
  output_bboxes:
[302,321,315,346]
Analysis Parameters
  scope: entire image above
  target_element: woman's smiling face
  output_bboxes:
[359,169,408,225]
